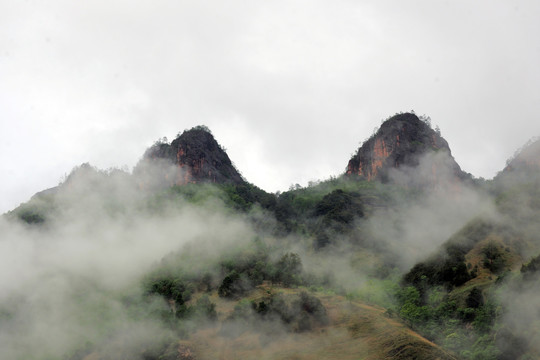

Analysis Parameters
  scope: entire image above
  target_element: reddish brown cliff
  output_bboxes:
[136,125,245,186]
[346,113,468,185]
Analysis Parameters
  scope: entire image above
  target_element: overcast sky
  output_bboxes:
[1,0,540,213]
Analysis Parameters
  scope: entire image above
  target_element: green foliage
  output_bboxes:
[403,253,471,291]
[140,272,219,340]
[346,273,400,308]
[273,253,303,287]
[273,176,396,237]
[521,252,540,280]
[221,183,276,211]
[468,334,500,360]
[274,191,299,232]
[472,301,496,333]
[8,193,56,224]
[402,219,498,293]
[218,270,250,299]
[482,242,506,274]
[217,251,305,298]
[18,208,46,224]
[466,287,484,309]
[312,189,365,248]
[163,182,276,215]
[395,274,503,359]
[315,189,364,224]
[165,183,223,205]
[144,277,191,305]
[445,219,495,256]
[396,286,431,326]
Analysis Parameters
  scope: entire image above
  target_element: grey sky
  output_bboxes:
[1,0,540,213]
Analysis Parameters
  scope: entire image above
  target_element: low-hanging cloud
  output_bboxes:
[0,163,259,359]
[360,151,497,269]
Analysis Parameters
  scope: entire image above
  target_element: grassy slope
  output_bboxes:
[181,286,457,360]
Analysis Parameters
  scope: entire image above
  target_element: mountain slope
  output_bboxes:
[399,137,540,359]
[187,289,457,360]
[107,287,458,360]
[502,137,540,174]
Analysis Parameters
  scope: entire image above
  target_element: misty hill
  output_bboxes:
[5,114,540,360]
[492,137,540,221]
[346,113,469,184]
[399,137,540,359]
[500,137,540,175]
[6,125,273,225]
[137,125,245,185]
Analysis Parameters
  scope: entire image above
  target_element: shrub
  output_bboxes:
[466,287,484,309]
[274,253,303,287]
[218,271,251,299]
[482,242,506,274]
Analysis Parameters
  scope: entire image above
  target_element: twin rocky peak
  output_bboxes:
[140,113,471,187]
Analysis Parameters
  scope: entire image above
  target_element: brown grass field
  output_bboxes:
[181,286,458,360]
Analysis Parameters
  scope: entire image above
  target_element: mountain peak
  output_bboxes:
[346,113,467,183]
[137,125,245,185]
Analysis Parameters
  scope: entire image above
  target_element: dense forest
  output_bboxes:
[2,114,540,359]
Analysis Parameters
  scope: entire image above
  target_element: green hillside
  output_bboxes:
[3,119,540,360]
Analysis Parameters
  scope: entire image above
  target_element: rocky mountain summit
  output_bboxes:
[137,125,245,186]
[346,113,468,184]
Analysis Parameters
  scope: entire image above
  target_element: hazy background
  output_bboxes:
[2,0,540,213]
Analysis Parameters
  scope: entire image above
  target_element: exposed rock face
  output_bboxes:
[346,113,468,184]
[138,125,245,186]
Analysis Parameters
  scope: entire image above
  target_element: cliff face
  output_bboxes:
[346,113,467,184]
[138,126,245,186]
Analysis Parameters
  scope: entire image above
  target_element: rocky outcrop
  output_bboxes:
[346,113,468,184]
[137,125,245,186]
